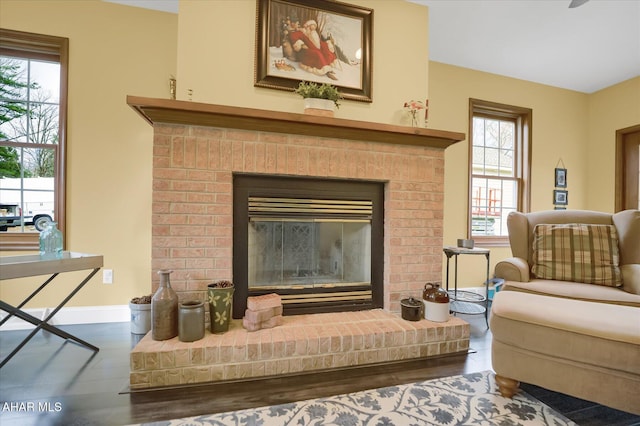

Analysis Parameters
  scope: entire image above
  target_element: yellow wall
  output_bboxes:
[586,77,640,210]
[0,0,428,308]
[430,61,589,286]
[175,0,429,124]
[0,0,177,306]
[430,65,639,286]
[0,0,637,309]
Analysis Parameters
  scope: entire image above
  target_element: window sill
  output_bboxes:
[0,233,40,251]
[471,237,510,248]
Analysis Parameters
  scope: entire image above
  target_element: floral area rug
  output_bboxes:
[137,370,576,426]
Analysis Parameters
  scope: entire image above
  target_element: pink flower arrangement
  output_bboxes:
[403,99,429,127]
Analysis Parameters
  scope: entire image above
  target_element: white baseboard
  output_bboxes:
[0,305,130,331]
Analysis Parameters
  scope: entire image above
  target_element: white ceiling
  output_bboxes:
[105,0,178,14]
[105,0,640,94]
[413,0,640,93]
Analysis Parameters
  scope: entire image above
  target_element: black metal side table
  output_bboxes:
[443,246,490,326]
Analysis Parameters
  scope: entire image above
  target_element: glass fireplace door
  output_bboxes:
[248,219,371,290]
[233,175,384,317]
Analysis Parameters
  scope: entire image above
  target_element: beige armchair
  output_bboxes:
[495,209,640,305]
[490,209,640,415]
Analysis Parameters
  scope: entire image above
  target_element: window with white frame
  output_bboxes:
[469,99,531,244]
[0,29,68,250]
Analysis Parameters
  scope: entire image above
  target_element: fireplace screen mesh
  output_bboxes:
[248,219,371,290]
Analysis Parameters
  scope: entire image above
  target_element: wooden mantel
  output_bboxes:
[127,96,465,149]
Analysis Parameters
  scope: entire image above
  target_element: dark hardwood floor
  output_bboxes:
[1,314,638,426]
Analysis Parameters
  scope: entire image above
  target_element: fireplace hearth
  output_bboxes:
[233,175,384,317]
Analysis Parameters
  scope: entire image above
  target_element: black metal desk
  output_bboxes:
[0,252,103,368]
[443,246,490,326]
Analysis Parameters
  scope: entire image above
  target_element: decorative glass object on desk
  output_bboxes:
[39,221,63,258]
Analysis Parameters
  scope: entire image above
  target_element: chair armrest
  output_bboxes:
[495,257,530,282]
[621,264,640,295]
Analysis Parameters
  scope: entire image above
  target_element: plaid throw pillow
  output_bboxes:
[532,223,622,287]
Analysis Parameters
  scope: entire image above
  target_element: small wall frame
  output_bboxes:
[554,167,567,188]
[553,189,568,206]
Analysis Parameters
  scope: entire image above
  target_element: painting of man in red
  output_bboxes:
[289,20,338,80]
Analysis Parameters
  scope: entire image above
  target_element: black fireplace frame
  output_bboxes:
[233,174,384,318]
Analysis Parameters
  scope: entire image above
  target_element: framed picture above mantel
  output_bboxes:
[254,0,373,103]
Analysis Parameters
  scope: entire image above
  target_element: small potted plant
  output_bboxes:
[295,81,341,116]
[129,294,152,335]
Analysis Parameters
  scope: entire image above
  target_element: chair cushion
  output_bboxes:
[532,223,622,287]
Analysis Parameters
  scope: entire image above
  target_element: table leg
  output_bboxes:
[0,273,59,327]
[0,268,100,368]
[445,255,451,292]
[0,300,98,350]
[484,252,490,326]
[454,254,459,300]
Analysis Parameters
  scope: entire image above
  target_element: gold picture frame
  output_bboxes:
[254,0,373,103]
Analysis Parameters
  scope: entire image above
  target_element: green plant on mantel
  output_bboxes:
[295,81,342,109]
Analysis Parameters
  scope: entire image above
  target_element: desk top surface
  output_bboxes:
[0,252,103,280]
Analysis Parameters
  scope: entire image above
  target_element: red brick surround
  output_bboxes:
[151,123,446,314]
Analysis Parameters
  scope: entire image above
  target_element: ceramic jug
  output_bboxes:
[422,282,437,319]
[151,269,179,340]
[424,283,450,322]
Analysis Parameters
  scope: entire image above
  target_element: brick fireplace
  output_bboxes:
[130,97,464,313]
[128,96,467,389]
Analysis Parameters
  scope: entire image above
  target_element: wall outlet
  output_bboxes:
[102,269,113,284]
